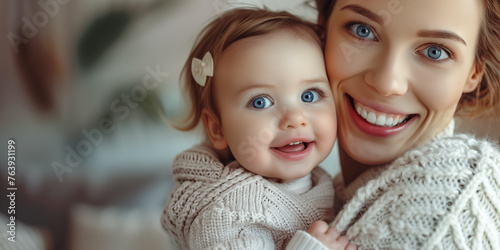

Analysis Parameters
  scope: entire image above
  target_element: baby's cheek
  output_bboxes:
[314,109,337,146]
[228,126,271,164]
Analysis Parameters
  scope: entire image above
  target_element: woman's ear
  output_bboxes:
[202,109,228,150]
[463,60,485,93]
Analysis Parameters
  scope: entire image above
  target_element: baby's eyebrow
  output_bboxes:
[302,78,329,85]
[236,83,274,95]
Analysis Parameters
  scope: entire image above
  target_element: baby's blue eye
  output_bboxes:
[301,90,320,103]
[423,46,449,60]
[251,96,272,109]
[350,23,375,40]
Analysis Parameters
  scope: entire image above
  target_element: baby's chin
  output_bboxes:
[234,151,321,180]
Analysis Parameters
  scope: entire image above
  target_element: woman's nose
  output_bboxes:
[363,50,408,96]
[278,107,307,130]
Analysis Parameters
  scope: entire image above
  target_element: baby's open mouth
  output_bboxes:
[273,141,309,153]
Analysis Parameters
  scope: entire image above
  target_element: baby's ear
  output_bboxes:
[202,109,228,150]
[463,60,485,93]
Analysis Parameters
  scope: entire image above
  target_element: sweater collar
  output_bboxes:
[273,174,313,194]
[334,118,455,203]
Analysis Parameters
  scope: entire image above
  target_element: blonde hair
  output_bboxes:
[315,0,500,117]
[175,8,322,131]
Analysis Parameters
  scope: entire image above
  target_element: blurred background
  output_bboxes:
[0,0,321,249]
[0,0,498,250]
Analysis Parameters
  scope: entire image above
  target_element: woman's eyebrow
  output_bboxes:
[340,4,384,25]
[417,30,467,46]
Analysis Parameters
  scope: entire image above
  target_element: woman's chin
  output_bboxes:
[341,138,401,166]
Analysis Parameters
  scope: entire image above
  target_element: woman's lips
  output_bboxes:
[346,95,417,137]
[354,101,410,127]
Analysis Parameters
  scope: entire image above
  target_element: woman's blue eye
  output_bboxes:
[350,23,375,40]
[251,96,272,109]
[301,90,320,103]
[423,46,449,60]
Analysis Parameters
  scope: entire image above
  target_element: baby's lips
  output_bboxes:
[273,142,306,153]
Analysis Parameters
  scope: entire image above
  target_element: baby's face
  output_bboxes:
[212,32,337,182]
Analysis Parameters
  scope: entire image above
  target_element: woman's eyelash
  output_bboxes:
[433,43,454,59]
[342,21,455,63]
[418,43,455,63]
[343,21,378,41]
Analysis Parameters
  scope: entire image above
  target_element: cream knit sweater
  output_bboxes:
[288,124,500,249]
[162,145,334,250]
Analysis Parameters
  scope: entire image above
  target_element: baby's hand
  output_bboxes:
[307,221,357,250]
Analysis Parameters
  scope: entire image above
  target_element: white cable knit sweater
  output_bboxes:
[288,124,500,249]
[161,145,334,250]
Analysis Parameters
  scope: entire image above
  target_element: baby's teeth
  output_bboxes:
[375,115,386,126]
[288,142,301,145]
[367,112,377,124]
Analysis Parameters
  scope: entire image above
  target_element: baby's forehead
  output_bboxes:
[214,36,327,97]
[221,29,321,55]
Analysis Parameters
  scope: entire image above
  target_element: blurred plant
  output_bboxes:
[76,0,181,71]
[76,10,131,70]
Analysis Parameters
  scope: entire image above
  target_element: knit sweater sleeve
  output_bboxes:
[188,205,277,249]
[286,230,329,250]
[162,145,261,249]
[332,134,500,249]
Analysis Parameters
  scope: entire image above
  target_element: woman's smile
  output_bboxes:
[346,94,418,137]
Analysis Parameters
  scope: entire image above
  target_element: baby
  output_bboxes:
[162,8,354,250]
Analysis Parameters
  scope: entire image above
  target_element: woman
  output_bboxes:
[289,0,500,249]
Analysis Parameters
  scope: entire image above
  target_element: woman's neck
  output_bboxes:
[339,145,382,186]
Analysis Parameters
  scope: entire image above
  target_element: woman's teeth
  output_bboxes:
[355,102,408,127]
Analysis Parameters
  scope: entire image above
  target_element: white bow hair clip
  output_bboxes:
[191,52,214,86]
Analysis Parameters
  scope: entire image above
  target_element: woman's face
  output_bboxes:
[325,0,484,165]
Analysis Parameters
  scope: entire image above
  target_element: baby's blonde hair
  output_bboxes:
[175,8,322,131]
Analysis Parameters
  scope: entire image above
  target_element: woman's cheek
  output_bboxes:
[414,74,465,114]
[326,36,368,85]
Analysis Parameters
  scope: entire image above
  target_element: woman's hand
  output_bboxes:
[307,221,357,250]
